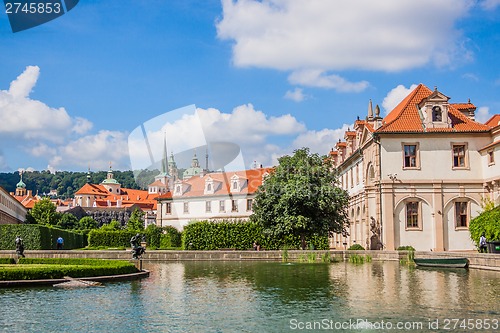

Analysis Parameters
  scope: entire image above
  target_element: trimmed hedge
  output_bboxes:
[88,226,182,249]
[182,220,329,250]
[88,230,137,248]
[0,258,138,280]
[0,224,87,250]
[0,258,15,264]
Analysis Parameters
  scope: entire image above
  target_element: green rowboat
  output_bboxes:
[414,257,468,268]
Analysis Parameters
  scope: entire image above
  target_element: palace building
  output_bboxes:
[1,185,27,224]
[329,84,499,251]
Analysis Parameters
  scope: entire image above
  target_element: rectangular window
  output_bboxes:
[406,202,419,229]
[246,199,253,211]
[403,144,418,168]
[165,202,171,214]
[488,150,495,165]
[219,200,225,212]
[452,145,466,168]
[231,199,238,212]
[455,202,468,228]
[183,202,189,214]
[205,201,211,213]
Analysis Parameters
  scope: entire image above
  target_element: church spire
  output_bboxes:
[161,132,167,175]
[367,99,373,120]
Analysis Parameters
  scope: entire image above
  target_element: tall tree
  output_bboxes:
[29,198,60,226]
[127,208,145,231]
[251,148,349,249]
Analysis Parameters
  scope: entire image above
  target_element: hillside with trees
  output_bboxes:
[0,169,159,199]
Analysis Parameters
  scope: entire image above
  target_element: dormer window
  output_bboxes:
[232,182,238,190]
[207,183,212,191]
[175,185,182,194]
[432,106,442,122]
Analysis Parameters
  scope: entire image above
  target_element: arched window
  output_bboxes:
[432,106,442,122]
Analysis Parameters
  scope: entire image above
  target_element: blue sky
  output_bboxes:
[0,0,499,173]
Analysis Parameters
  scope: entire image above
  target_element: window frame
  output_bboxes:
[231,199,238,212]
[205,200,211,213]
[451,143,469,169]
[246,199,253,211]
[454,201,469,229]
[165,202,171,215]
[219,200,225,212]
[183,202,189,214]
[405,201,422,230]
[402,142,420,170]
[488,150,495,166]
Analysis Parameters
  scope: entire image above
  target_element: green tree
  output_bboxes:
[78,216,98,230]
[57,213,79,229]
[251,148,349,249]
[100,220,122,231]
[127,209,145,231]
[469,204,500,247]
[30,198,60,226]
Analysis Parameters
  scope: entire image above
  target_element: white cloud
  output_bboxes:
[0,66,93,143]
[72,117,93,134]
[462,73,479,81]
[50,130,130,170]
[284,88,307,102]
[29,144,57,157]
[475,106,492,123]
[292,125,352,154]
[288,70,369,92]
[480,0,500,10]
[382,84,418,114]
[128,104,307,170]
[217,0,473,74]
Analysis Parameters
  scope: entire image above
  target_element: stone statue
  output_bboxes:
[369,217,383,250]
[130,233,145,259]
[15,235,25,258]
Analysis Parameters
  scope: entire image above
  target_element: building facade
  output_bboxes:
[1,186,27,224]
[329,84,499,251]
[156,168,272,230]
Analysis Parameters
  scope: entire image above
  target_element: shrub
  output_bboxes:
[160,226,182,248]
[397,246,416,251]
[469,205,500,246]
[348,244,365,250]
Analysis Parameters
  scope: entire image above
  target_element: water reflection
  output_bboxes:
[0,261,498,332]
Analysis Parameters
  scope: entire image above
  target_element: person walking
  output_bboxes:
[57,236,64,250]
[479,233,487,253]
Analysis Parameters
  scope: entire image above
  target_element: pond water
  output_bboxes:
[0,261,499,332]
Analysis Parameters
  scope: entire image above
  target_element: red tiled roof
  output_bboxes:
[485,114,500,128]
[377,84,491,133]
[75,183,109,196]
[157,168,273,200]
[345,131,356,137]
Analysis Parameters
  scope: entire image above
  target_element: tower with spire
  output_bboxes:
[15,171,27,196]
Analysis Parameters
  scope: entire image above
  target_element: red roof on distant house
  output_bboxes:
[157,168,273,200]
